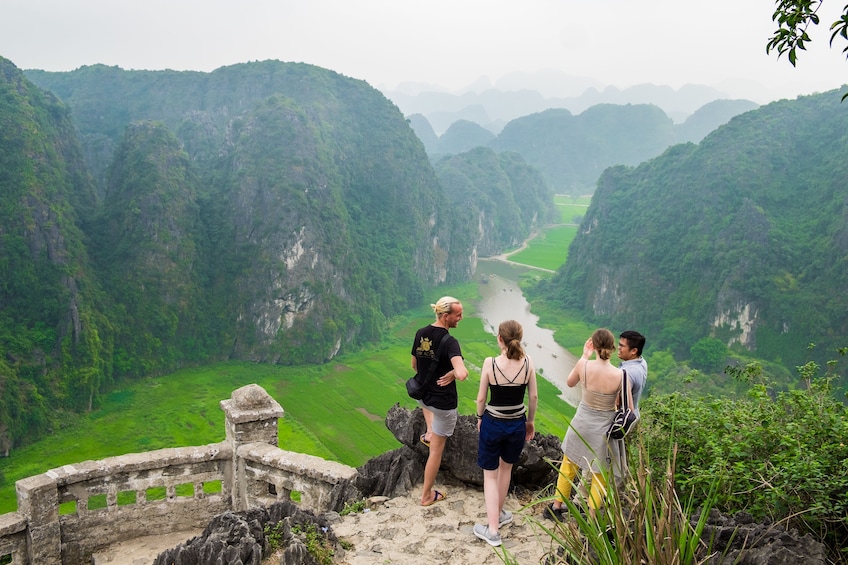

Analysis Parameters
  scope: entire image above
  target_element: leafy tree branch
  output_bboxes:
[767,1,848,97]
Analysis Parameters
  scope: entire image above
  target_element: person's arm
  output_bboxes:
[436,355,468,386]
[410,332,419,372]
[629,364,646,410]
[451,355,469,381]
[476,358,492,429]
[525,357,538,441]
[567,337,594,387]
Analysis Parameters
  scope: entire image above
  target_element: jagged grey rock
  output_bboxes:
[699,509,827,565]
[353,446,424,498]
[381,404,561,490]
[153,501,335,565]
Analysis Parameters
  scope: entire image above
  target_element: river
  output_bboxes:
[474,259,582,407]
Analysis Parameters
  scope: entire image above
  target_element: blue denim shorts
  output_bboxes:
[477,413,526,470]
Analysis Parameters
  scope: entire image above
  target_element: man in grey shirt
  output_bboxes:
[617,330,647,417]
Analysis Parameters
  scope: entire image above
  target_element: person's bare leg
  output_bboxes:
[483,468,500,533]
[422,407,434,444]
[496,459,513,515]
[420,433,447,505]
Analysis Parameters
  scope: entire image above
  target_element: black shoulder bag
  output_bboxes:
[606,369,638,440]
[406,333,447,400]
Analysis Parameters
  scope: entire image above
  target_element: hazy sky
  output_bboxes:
[2,0,846,100]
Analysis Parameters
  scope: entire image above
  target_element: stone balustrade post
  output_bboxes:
[220,384,284,511]
[15,474,61,565]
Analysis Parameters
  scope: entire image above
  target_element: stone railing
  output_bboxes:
[0,384,358,565]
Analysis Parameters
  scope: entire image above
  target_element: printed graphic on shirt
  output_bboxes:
[415,337,436,359]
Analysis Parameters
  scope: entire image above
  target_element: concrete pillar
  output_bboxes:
[16,474,61,565]
[220,384,284,511]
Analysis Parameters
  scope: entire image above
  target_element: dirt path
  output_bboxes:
[331,482,556,565]
[487,230,555,273]
[487,222,580,274]
[91,530,201,564]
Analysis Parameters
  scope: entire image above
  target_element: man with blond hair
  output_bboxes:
[411,296,469,506]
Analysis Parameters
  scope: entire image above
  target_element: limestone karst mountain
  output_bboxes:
[543,88,848,373]
[1,56,553,452]
[409,98,758,195]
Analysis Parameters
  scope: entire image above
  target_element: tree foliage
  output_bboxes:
[689,337,727,373]
[767,1,848,98]
[767,1,848,63]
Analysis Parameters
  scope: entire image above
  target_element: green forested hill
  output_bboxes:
[489,104,678,193]
[412,100,757,195]
[21,60,457,367]
[0,57,554,452]
[406,113,440,155]
[0,57,111,449]
[436,119,497,156]
[90,121,209,375]
[673,99,760,143]
[433,147,557,280]
[539,89,848,380]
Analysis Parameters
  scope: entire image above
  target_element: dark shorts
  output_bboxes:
[477,413,527,470]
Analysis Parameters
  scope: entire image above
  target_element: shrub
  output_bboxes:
[291,523,334,565]
[340,498,366,516]
[263,521,285,552]
[639,351,848,559]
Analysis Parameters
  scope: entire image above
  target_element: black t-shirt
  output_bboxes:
[411,325,463,410]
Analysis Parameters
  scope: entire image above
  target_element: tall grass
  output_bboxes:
[524,443,720,565]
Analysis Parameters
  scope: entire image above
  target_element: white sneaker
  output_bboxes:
[498,509,513,526]
[473,524,502,547]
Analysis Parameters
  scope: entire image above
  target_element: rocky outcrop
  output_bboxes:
[700,509,828,565]
[153,501,335,565]
[356,405,561,497]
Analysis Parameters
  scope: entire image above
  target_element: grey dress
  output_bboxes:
[561,364,627,479]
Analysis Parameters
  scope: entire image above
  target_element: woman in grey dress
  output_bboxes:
[546,328,631,519]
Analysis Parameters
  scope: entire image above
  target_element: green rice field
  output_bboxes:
[508,225,577,271]
[0,282,578,513]
[555,194,590,225]
[503,194,589,271]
